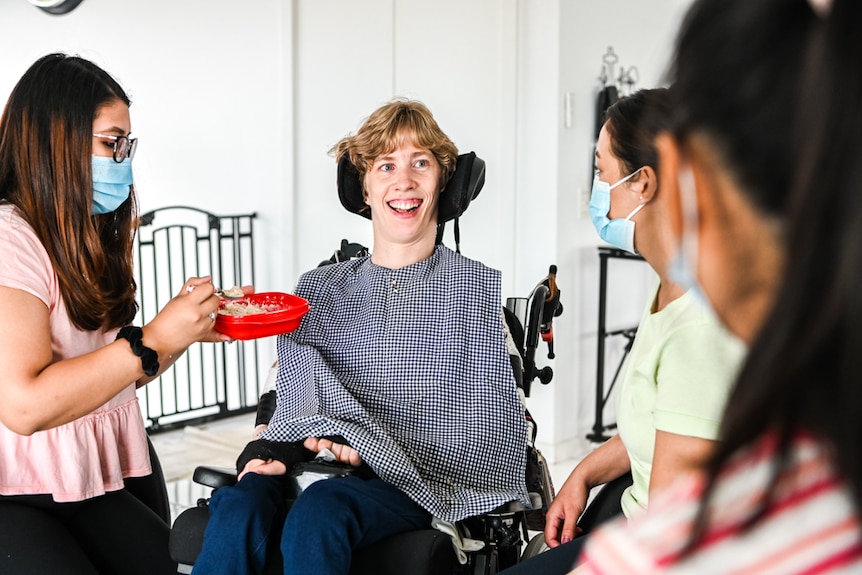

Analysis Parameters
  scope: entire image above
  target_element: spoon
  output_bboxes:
[215,286,246,300]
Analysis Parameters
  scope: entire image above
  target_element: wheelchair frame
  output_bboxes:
[168,247,562,575]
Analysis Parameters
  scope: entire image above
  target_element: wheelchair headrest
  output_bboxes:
[337,152,485,223]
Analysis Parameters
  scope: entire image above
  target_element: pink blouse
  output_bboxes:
[0,204,151,502]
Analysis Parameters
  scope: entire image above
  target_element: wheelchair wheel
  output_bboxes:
[521,533,548,560]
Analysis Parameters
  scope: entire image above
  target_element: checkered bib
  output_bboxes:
[261,246,529,521]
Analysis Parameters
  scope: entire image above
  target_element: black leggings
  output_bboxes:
[0,489,176,575]
[497,535,588,574]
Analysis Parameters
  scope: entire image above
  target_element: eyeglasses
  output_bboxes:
[92,133,138,163]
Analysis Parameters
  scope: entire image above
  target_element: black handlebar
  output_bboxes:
[521,265,563,397]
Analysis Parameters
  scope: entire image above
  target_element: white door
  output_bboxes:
[291,0,520,289]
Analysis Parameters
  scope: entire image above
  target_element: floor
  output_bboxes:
[149,413,580,523]
[150,413,260,521]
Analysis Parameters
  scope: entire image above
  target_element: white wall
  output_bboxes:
[0,0,692,463]
[0,0,292,293]
[540,0,694,461]
[291,0,522,289]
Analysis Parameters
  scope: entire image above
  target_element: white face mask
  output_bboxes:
[666,164,715,315]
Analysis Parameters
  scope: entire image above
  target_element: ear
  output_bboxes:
[362,174,370,205]
[635,166,659,202]
[655,132,683,239]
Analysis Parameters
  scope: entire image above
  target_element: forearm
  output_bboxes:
[0,277,224,434]
[136,346,185,387]
[570,434,631,489]
[2,339,152,435]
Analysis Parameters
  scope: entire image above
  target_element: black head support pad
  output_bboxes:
[337,152,485,223]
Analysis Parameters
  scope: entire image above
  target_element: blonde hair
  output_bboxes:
[331,99,458,194]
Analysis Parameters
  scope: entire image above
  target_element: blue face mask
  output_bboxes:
[92,155,133,215]
[666,165,714,315]
[589,168,645,254]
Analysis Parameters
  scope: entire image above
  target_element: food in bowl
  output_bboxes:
[220,285,246,299]
[218,301,280,316]
[213,292,310,340]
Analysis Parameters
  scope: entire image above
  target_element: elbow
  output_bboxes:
[1,420,40,437]
[0,406,44,437]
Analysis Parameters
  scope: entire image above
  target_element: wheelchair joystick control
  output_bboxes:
[488,516,522,550]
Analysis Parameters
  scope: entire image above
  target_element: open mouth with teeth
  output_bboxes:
[387,199,423,214]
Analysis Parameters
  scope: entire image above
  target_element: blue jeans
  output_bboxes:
[193,472,431,575]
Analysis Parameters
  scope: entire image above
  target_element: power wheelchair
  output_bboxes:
[168,152,564,574]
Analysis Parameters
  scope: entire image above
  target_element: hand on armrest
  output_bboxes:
[304,436,363,467]
[238,458,287,482]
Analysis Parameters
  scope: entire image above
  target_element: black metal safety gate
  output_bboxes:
[588,247,644,443]
[134,206,269,433]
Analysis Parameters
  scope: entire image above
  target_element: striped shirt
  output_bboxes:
[261,245,530,522]
[578,434,862,574]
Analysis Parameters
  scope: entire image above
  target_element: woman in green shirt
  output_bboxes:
[502,88,746,575]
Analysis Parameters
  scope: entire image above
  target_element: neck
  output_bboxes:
[719,223,784,344]
[634,202,686,312]
[652,277,686,313]
[370,234,437,269]
[691,139,786,344]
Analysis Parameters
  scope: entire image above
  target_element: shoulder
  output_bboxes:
[663,318,745,366]
[654,311,745,394]
[436,245,500,276]
[0,205,47,264]
[665,290,724,329]
[658,293,746,360]
[0,204,53,302]
[0,203,34,236]
[296,259,359,283]
[294,257,368,298]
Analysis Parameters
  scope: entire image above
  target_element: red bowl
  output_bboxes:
[214,292,310,340]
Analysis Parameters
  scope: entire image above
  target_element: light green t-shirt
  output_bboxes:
[616,284,746,519]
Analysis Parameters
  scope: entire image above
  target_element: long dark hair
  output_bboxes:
[709,0,862,525]
[0,53,138,330]
[668,0,815,220]
[670,0,862,544]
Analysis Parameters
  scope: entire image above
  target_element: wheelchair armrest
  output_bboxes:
[486,500,531,514]
[192,465,238,489]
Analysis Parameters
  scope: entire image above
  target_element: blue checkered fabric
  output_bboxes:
[260,245,530,522]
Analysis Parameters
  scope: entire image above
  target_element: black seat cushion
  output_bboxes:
[170,505,210,566]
